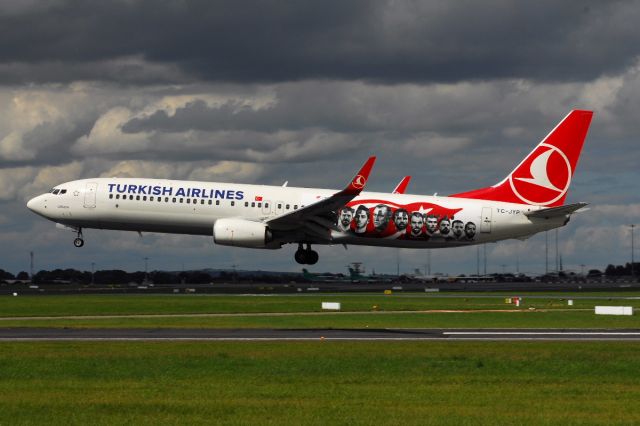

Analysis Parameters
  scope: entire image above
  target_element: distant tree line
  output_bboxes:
[2,263,638,285]
[604,262,639,277]
[0,268,303,285]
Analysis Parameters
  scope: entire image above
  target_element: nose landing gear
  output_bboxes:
[73,228,84,247]
[294,243,319,265]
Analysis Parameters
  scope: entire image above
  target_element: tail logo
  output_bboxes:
[352,175,366,189]
[509,143,572,206]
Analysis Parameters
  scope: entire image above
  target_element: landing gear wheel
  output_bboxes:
[295,248,308,264]
[307,250,319,265]
[73,228,84,248]
[294,243,319,265]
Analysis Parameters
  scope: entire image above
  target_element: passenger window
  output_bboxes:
[286,204,290,209]
[265,203,269,208]
[180,198,183,203]
[165,197,169,202]
[150,196,154,201]
[244,202,249,207]
[294,205,298,209]
[277,203,282,209]
[158,197,162,202]
[251,202,255,208]
[258,202,262,208]
[208,200,212,205]
[143,196,147,201]
[231,201,235,207]
[129,195,134,200]
[136,195,140,201]
[116,194,120,199]
[172,198,176,203]
[215,200,220,206]
[186,199,190,204]
[109,194,113,199]
[201,199,205,205]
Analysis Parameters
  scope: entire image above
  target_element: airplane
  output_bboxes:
[27,110,593,265]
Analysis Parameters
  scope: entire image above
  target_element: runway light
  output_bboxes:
[12,292,17,296]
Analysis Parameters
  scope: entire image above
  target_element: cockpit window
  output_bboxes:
[60,189,67,194]
[52,189,60,195]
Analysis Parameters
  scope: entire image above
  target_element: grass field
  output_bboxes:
[1,293,639,424]
[1,341,640,425]
[1,293,639,329]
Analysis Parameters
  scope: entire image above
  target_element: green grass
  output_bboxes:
[2,293,639,317]
[1,293,639,329]
[1,341,639,425]
[0,293,531,317]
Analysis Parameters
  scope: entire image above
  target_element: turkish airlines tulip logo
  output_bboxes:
[509,143,572,206]
[352,174,366,189]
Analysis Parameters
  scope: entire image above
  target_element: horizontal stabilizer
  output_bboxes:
[525,202,588,219]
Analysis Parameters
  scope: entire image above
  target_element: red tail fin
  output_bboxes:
[450,110,593,207]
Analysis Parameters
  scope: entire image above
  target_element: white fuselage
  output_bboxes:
[27,177,566,249]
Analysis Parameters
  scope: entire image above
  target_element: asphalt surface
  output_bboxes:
[1,328,640,341]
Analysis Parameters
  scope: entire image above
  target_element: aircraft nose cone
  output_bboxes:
[27,197,37,211]
[27,195,45,214]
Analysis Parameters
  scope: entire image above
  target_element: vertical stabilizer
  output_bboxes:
[450,110,593,207]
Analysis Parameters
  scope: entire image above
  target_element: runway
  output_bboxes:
[2,328,640,341]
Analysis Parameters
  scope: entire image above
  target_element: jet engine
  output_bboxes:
[213,218,278,249]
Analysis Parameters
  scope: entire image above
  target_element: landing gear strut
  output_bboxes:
[294,243,318,265]
[73,228,84,248]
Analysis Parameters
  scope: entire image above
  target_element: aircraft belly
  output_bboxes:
[67,206,216,236]
[331,233,471,249]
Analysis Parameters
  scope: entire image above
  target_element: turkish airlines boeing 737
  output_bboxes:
[27,110,593,265]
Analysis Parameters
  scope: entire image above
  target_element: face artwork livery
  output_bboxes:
[335,199,467,242]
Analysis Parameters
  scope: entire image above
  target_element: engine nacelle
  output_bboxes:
[213,218,276,249]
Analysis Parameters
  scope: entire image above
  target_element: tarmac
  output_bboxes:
[1,327,640,341]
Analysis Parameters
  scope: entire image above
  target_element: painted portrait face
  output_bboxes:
[355,207,369,230]
[452,220,464,238]
[439,218,451,234]
[372,205,390,230]
[339,208,354,228]
[426,216,438,233]
[393,210,408,230]
[410,213,424,236]
[465,222,476,239]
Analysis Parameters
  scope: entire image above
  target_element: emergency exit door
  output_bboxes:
[481,207,492,233]
[84,182,97,208]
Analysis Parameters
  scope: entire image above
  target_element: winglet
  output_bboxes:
[392,176,411,194]
[341,156,376,195]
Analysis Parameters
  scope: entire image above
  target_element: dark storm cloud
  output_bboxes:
[1,0,639,85]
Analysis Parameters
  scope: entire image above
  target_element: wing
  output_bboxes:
[392,176,411,194]
[267,157,376,241]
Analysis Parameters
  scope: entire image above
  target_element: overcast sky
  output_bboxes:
[1,0,639,276]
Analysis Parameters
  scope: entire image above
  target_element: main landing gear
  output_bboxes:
[294,243,319,265]
[73,228,84,248]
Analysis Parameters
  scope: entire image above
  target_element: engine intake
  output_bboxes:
[213,218,276,249]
